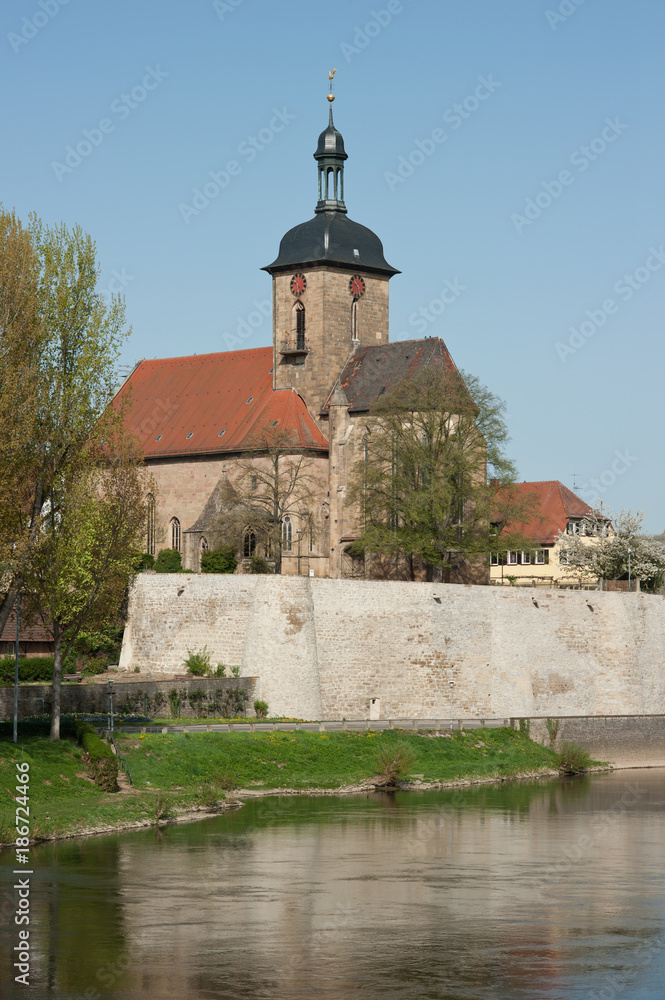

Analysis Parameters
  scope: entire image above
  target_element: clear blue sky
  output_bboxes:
[2,0,663,529]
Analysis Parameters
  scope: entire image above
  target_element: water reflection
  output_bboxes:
[2,771,664,999]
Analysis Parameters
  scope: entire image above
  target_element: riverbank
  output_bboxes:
[0,726,604,847]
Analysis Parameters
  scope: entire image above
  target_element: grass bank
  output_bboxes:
[0,725,579,847]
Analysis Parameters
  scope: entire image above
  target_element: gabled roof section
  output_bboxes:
[323,337,464,414]
[114,347,327,458]
[493,480,598,544]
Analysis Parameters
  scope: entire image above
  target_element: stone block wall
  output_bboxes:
[527,715,665,768]
[119,576,665,721]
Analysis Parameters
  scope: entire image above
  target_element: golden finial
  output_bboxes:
[327,68,337,102]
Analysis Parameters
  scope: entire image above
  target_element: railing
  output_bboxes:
[278,338,309,356]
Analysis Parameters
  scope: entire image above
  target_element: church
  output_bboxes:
[116,93,466,579]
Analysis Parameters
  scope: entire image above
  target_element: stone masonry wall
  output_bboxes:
[119,576,665,722]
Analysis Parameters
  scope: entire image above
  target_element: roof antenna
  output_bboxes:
[571,466,580,492]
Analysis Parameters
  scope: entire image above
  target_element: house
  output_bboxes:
[489,480,607,588]
[115,98,474,580]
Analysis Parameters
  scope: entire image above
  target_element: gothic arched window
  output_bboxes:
[171,517,181,552]
[243,530,257,558]
[282,516,292,552]
[351,300,359,342]
[295,301,305,350]
[199,536,209,569]
[146,494,156,556]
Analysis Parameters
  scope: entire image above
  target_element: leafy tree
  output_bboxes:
[23,428,152,738]
[154,548,183,573]
[557,508,665,591]
[200,545,237,574]
[0,212,130,637]
[346,367,534,580]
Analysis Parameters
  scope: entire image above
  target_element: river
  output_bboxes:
[2,770,664,999]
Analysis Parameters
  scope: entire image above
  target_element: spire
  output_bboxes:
[314,69,347,214]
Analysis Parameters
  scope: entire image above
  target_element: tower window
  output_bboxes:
[171,517,181,552]
[351,300,358,342]
[295,301,305,350]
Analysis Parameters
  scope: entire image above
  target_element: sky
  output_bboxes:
[1,0,663,530]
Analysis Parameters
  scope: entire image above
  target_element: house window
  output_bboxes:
[243,530,256,558]
[567,521,578,534]
[490,552,500,566]
[171,517,181,552]
[146,494,156,556]
[282,516,292,552]
[507,551,517,565]
[560,550,570,565]
[295,302,305,350]
[535,550,549,565]
[521,551,531,565]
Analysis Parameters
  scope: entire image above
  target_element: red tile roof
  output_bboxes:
[493,480,596,544]
[114,348,328,457]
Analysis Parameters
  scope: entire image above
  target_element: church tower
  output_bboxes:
[263,80,399,421]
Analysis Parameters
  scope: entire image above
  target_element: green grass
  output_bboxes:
[0,726,587,847]
[116,726,561,792]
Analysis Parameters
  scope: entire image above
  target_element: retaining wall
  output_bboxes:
[118,575,665,721]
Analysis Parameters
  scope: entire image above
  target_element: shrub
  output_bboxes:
[230,665,240,678]
[546,717,560,746]
[168,689,180,718]
[373,741,415,787]
[555,742,593,774]
[0,657,54,683]
[75,721,118,792]
[201,545,237,574]
[250,556,271,574]
[214,664,226,677]
[222,687,245,717]
[139,553,155,570]
[81,658,109,677]
[518,718,530,738]
[154,548,183,573]
[184,647,211,677]
[188,689,207,717]
[253,699,269,719]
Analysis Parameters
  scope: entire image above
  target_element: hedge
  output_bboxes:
[0,657,54,683]
[75,721,119,792]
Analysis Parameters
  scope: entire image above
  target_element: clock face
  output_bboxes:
[349,274,366,299]
[290,273,306,296]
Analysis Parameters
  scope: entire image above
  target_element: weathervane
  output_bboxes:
[328,68,337,103]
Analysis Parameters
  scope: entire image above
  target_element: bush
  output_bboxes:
[250,556,271,574]
[373,741,415,787]
[75,721,118,792]
[184,647,211,677]
[555,742,593,774]
[168,689,180,718]
[222,687,245,717]
[0,657,54,683]
[214,664,226,677]
[518,718,530,738]
[139,553,155,570]
[253,699,269,719]
[201,545,237,574]
[154,548,183,573]
[80,658,109,677]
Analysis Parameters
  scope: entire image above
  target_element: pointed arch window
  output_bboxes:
[199,537,209,569]
[282,516,292,552]
[171,517,181,552]
[351,300,359,342]
[295,301,305,350]
[147,494,156,556]
[243,529,257,558]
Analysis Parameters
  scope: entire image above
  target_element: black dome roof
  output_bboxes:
[314,123,347,160]
[262,212,399,277]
